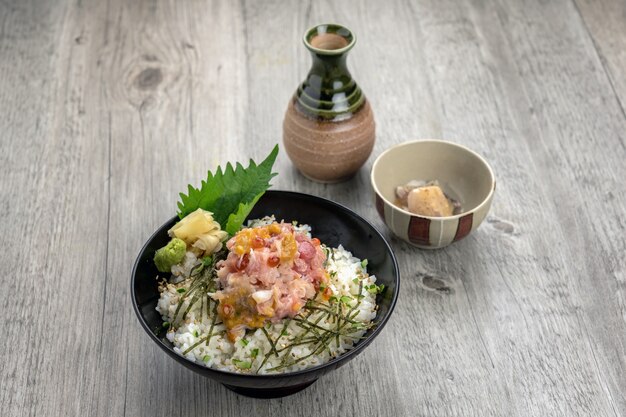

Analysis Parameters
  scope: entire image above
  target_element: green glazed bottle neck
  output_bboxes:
[295,26,365,121]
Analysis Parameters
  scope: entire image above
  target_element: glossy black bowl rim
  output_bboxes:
[131,190,400,382]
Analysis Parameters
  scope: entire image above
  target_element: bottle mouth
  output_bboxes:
[303,24,356,55]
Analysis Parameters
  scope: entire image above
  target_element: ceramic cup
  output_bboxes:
[371,140,495,249]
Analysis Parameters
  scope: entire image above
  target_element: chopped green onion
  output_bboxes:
[352,277,359,284]
[162,321,170,328]
[340,295,352,304]
[177,288,186,293]
[361,259,368,268]
[251,348,259,359]
[193,330,199,337]
[240,338,249,347]
[203,355,211,363]
[366,283,386,294]
[232,359,252,369]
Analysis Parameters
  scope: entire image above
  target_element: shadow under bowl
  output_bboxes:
[131,190,400,398]
[371,139,496,249]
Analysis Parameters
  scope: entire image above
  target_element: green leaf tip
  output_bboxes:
[176,145,279,236]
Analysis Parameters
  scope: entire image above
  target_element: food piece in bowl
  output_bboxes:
[168,208,228,255]
[213,221,327,341]
[408,186,453,217]
[395,179,426,202]
[154,238,187,273]
[395,180,461,217]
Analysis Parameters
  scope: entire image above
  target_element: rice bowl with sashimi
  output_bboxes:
[141,146,386,376]
[156,216,382,374]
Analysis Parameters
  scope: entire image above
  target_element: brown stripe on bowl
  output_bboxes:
[453,213,474,242]
[408,217,431,246]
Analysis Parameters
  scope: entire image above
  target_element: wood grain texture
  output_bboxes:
[574,0,626,117]
[1,0,624,416]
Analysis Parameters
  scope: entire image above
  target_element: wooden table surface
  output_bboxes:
[2,0,625,415]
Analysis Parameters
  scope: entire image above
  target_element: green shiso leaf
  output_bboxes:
[176,145,279,235]
[224,196,264,236]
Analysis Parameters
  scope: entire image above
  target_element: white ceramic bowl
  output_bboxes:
[371,140,495,249]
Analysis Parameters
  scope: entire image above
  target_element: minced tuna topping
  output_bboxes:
[214,222,328,341]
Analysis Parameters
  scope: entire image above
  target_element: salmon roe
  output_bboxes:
[233,224,273,255]
[267,255,280,267]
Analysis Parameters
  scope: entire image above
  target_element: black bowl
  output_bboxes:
[131,190,400,398]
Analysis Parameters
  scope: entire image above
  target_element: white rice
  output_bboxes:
[155,221,379,374]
